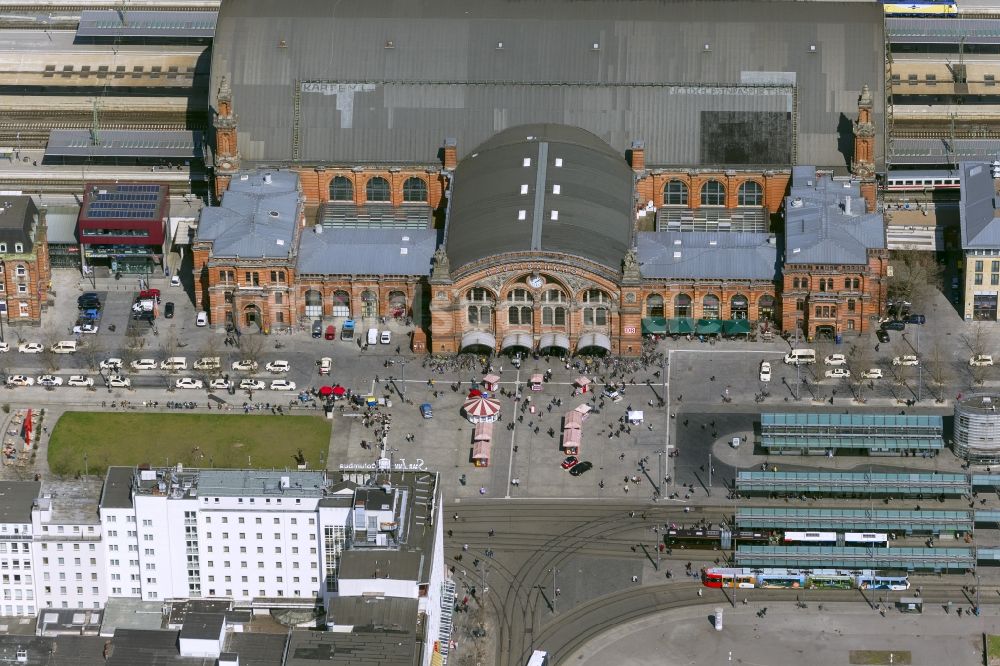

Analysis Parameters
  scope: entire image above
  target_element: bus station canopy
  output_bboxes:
[736,545,974,571]
[736,507,973,533]
[736,470,969,496]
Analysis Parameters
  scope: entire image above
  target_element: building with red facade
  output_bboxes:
[77,182,169,276]
[0,197,51,327]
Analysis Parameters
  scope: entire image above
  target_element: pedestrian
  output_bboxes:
[479,486,486,495]
[698,589,703,597]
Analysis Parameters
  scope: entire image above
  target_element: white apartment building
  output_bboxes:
[0,481,40,616]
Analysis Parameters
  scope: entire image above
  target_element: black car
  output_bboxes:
[78,294,101,309]
[881,320,905,331]
[164,302,175,319]
[905,314,925,325]
[876,329,890,343]
[569,461,593,476]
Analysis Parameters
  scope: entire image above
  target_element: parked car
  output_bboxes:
[0,343,8,353]
[77,293,101,309]
[239,379,265,391]
[325,325,336,340]
[164,302,175,319]
[561,456,580,470]
[876,330,890,343]
[824,354,847,366]
[232,360,258,372]
[175,377,204,390]
[67,375,94,387]
[194,357,221,371]
[861,368,883,379]
[970,355,994,367]
[170,275,181,287]
[269,380,296,391]
[312,320,322,338]
[759,361,771,382]
[569,461,593,476]
[905,314,925,325]
[17,342,42,353]
[5,375,32,387]
[139,288,161,303]
[420,403,433,419]
[196,311,208,327]
[209,378,231,391]
[36,375,63,387]
[100,358,123,371]
[881,321,906,331]
[265,360,290,373]
[131,359,157,371]
[107,375,131,389]
[73,323,98,335]
[824,368,851,379]
[380,330,391,344]
[893,355,919,366]
[318,357,332,375]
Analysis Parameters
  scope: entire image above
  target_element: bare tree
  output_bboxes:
[887,249,944,319]
[925,338,953,399]
[199,337,222,377]
[966,323,990,385]
[239,334,265,372]
[121,323,146,368]
[39,327,61,372]
[845,344,874,402]
[79,335,104,371]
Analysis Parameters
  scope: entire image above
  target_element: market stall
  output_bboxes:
[482,374,501,392]
[562,426,581,455]
[462,395,502,424]
[573,376,591,394]
[472,439,492,467]
[529,374,544,392]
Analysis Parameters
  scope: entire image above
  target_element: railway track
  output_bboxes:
[0,4,215,11]
[893,129,1000,140]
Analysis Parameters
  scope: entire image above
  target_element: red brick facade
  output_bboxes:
[0,204,51,327]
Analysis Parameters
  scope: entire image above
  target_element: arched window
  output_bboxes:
[508,289,532,303]
[847,299,856,312]
[701,180,725,206]
[647,294,664,318]
[702,294,720,319]
[329,176,353,202]
[737,181,763,206]
[304,289,322,318]
[388,291,407,318]
[508,306,532,326]
[844,278,851,289]
[361,290,379,318]
[402,177,427,203]
[582,289,609,304]
[674,293,692,317]
[542,306,567,326]
[582,289,610,327]
[853,278,860,290]
[466,288,494,327]
[730,294,748,320]
[366,177,390,202]
[663,180,688,206]
[541,289,565,303]
[792,278,800,289]
[819,279,827,292]
[331,290,351,318]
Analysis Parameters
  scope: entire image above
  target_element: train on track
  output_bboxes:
[701,567,911,590]
[665,528,890,548]
[883,1,958,17]
[885,169,962,192]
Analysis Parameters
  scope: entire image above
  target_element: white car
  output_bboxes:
[100,358,123,371]
[759,361,771,382]
[861,368,883,380]
[318,357,332,375]
[175,377,204,390]
[36,375,63,387]
[107,375,131,388]
[17,342,42,353]
[131,359,157,371]
[893,355,919,367]
[266,360,290,373]
[0,342,9,353]
[824,354,847,366]
[970,355,994,367]
[209,378,231,391]
[67,375,94,387]
[196,311,208,327]
[72,323,98,335]
[824,368,851,379]
[194,358,221,371]
[269,380,297,391]
[232,360,258,372]
[5,375,33,387]
[170,275,181,287]
[239,379,265,391]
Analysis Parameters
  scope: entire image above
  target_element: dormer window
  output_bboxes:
[14,243,22,253]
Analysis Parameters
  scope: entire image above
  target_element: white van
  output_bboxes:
[367,328,378,346]
[193,357,221,371]
[50,340,78,354]
[380,330,391,345]
[783,348,817,365]
[161,357,188,371]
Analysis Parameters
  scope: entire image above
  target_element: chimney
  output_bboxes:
[263,173,272,185]
[443,138,458,170]
[628,140,646,171]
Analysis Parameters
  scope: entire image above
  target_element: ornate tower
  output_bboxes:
[213,74,240,199]
[851,84,876,211]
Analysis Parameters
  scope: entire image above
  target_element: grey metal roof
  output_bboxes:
[196,170,301,259]
[283,629,416,666]
[297,227,437,276]
[0,481,40,524]
[0,636,108,666]
[784,166,885,265]
[637,231,777,280]
[178,613,224,641]
[45,130,204,160]
[195,469,327,497]
[99,467,134,510]
[446,123,633,271]
[0,196,36,252]
[212,0,883,168]
[890,138,1000,166]
[887,17,1000,45]
[327,596,418,632]
[959,162,1000,249]
[77,10,218,38]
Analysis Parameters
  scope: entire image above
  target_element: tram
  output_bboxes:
[701,567,910,590]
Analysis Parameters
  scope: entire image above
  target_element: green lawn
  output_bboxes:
[988,635,1000,664]
[49,412,331,476]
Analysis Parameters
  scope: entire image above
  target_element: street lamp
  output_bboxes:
[548,567,560,613]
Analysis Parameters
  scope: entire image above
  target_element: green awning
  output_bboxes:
[642,317,667,335]
[695,318,723,335]
[668,317,695,334]
[723,319,752,335]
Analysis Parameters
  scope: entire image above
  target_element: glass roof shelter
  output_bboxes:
[736,507,973,536]
[736,545,975,572]
[737,471,969,497]
[760,413,944,457]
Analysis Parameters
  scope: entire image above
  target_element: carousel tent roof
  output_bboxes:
[462,395,502,418]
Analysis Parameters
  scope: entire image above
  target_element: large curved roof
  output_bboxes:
[211,0,882,168]
[445,124,633,271]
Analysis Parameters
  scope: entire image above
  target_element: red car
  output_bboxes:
[560,456,579,470]
[139,288,161,303]
[325,325,336,340]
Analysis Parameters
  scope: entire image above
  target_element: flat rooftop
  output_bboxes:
[40,477,103,524]
[133,467,330,499]
[0,481,39,524]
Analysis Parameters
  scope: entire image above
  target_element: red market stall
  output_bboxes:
[472,439,492,467]
[562,426,581,455]
[574,376,592,394]
[319,385,334,397]
[332,385,347,398]
[462,395,502,424]
[482,374,501,392]
[573,403,592,420]
[563,410,583,431]
[529,374,544,391]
